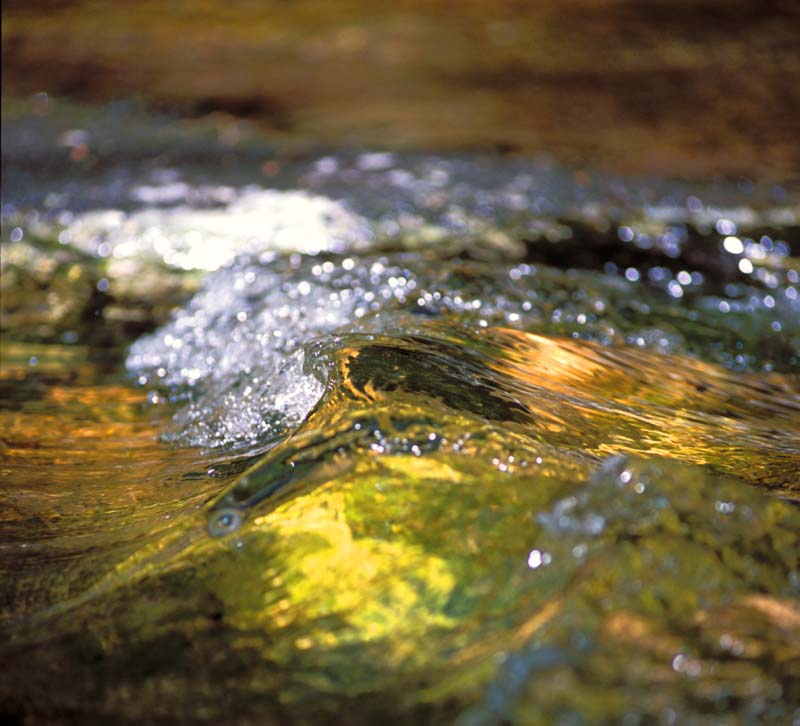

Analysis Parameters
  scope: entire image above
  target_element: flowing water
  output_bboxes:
[1,100,800,724]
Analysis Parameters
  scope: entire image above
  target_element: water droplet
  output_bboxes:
[208,508,243,537]
[723,236,744,254]
[527,549,552,569]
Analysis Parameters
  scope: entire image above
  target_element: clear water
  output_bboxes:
[2,100,799,724]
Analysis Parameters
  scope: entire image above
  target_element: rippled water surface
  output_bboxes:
[2,100,799,724]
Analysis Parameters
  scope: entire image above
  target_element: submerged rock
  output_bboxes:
[5,320,799,723]
[2,100,799,725]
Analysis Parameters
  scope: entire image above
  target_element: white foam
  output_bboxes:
[126,255,413,449]
[64,189,372,271]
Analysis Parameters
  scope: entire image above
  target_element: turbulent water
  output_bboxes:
[2,100,800,724]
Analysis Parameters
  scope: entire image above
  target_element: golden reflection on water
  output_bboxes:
[0,341,221,615]
[2,327,799,722]
[170,326,799,706]
[477,328,800,494]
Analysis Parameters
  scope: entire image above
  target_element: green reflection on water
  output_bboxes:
[2,97,800,724]
[2,325,798,724]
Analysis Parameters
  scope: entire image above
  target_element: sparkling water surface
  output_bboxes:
[2,101,799,724]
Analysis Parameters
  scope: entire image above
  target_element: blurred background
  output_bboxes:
[3,0,800,180]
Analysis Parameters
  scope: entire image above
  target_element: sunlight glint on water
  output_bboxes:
[2,131,799,724]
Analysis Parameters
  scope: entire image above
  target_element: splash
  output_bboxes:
[127,247,799,451]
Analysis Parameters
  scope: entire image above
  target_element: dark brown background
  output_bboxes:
[3,0,800,179]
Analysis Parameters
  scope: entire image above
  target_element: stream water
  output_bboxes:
[1,100,799,724]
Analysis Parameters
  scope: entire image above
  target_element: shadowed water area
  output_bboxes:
[2,6,800,722]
